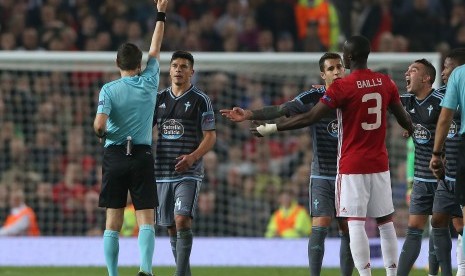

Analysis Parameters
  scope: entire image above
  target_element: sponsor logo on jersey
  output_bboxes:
[326,119,338,137]
[161,119,184,139]
[447,120,458,138]
[413,124,431,144]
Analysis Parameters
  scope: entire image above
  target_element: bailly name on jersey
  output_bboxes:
[356,78,382,89]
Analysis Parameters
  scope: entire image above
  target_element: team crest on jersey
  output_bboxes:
[427,105,433,116]
[326,119,338,137]
[413,124,431,144]
[447,120,458,139]
[161,119,184,139]
[184,101,191,112]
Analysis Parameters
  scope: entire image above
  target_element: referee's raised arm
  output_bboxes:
[148,0,168,60]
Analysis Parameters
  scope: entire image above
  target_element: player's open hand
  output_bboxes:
[220,107,250,122]
[155,0,168,12]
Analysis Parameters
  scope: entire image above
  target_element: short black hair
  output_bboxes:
[446,48,465,66]
[116,43,142,70]
[346,35,370,61]
[171,50,194,67]
[318,52,342,72]
[414,58,436,85]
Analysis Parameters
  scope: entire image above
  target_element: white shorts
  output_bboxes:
[335,171,394,218]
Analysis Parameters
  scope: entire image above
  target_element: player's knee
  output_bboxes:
[431,213,450,228]
[175,215,192,229]
[312,216,332,227]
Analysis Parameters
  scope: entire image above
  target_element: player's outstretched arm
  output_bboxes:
[389,102,414,137]
[148,0,168,60]
[251,101,331,137]
[220,106,287,122]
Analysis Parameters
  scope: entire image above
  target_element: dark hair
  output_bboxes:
[170,50,194,67]
[415,58,436,85]
[446,48,465,66]
[346,35,370,60]
[318,52,342,72]
[116,43,142,70]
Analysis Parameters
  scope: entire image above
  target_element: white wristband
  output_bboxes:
[256,123,278,136]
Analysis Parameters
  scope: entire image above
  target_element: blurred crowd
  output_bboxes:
[0,0,449,237]
[0,0,464,53]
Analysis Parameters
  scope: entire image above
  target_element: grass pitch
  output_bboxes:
[0,266,436,276]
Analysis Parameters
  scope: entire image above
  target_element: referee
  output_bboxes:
[430,63,465,256]
[93,1,168,276]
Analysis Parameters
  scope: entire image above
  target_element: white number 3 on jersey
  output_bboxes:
[361,92,382,130]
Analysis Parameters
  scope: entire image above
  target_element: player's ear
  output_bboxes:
[191,69,195,77]
[320,71,325,80]
[423,75,431,83]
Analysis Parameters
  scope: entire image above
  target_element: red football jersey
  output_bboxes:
[321,69,400,174]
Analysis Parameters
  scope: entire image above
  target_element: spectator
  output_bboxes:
[0,32,17,50]
[393,0,446,51]
[255,0,297,46]
[52,162,87,216]
[238,14,259,51]
[276,31,295,52]
[265,187,311,238]
[295,0,340,51]
[0,187,40,236]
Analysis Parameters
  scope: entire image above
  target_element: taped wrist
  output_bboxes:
[256,123,278,136]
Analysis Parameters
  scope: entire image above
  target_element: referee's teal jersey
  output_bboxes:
[96,57,160,147]
[442,65,465,135]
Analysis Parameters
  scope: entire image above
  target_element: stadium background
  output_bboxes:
[0,0,463,269]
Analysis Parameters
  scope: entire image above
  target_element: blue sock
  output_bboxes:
[103,230,120,276]
[138,224,155,274]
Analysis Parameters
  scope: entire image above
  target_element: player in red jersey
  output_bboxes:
[252,35,413,276]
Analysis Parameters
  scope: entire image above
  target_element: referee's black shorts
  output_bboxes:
[99,144,158,210]
[455,134,465,206]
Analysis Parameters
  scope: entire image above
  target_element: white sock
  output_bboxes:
[348,220,371,276]
[378,221,398,276]
[457,234,465,276]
